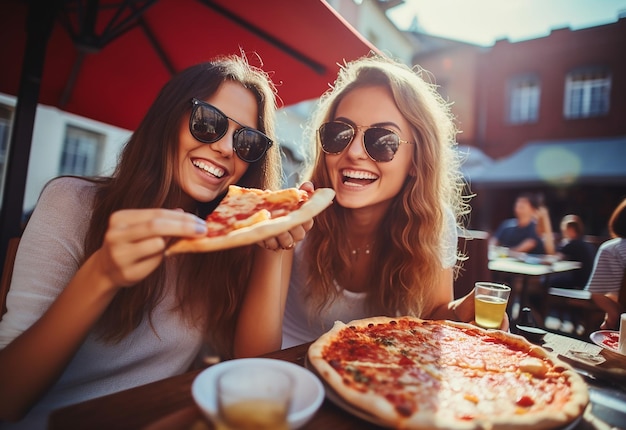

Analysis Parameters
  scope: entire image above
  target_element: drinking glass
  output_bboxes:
[216,365,293,430]
[474,282,511,329]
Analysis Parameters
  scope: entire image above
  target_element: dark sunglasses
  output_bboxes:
[189,98,272,163]
[318,121,413,162]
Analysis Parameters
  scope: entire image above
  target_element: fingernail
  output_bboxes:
[195,223,207,234]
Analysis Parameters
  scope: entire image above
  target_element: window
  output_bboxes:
[564,68,611,119]
[508,75,540,124]
[59,126,104,176]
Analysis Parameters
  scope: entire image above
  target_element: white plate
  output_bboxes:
[589,330,623,355]
[191,358,324,429]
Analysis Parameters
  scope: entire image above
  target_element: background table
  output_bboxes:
[488,258,582,318]
[488,259,582,277]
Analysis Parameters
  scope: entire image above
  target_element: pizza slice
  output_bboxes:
[166,185,335,254]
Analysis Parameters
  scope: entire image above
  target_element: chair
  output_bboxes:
[1,237,20,320]
[454,230,490,299]
[544,268,626,338]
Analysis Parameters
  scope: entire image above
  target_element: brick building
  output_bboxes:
[413,18,626,236]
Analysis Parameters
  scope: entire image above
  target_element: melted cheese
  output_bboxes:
[322,319,577,422]
[205,185,308,236]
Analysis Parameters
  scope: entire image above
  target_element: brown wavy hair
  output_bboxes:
[303,55,467,318]
[84,56,281,357]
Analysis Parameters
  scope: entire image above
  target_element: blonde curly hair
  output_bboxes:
[302,54,468,318]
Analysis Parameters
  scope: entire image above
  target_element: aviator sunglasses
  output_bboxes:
[318,121,413,162]
[189,98,272,163]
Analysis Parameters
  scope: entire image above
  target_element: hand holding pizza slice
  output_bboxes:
[166,185,335,254]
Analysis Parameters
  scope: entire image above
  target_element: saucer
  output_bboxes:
[192,358,324,429]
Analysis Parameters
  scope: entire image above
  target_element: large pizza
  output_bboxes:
[166,185,335,254]
[308,316,589,429]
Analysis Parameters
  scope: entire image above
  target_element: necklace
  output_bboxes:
[348,239,375,260]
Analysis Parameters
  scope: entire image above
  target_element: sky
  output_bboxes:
[387,0,626,46]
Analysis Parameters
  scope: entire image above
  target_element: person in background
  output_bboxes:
[547,214,596,289]
[0,56,311,428]
[585,198,626,330]
[233,54,503,357]
[491,192,551,255]
[536,203,556,255]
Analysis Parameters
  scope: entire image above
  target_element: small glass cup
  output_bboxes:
[474,282,511,329]
[215,365,293,430]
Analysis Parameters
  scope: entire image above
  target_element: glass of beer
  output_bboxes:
[474,282,511,329]
[216,365,293,430]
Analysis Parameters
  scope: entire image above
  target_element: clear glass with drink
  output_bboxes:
[216,365,293,430]
[474,282,511,329]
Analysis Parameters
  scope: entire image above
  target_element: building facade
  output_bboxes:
[413,17,626,235]
[476,18,626,159]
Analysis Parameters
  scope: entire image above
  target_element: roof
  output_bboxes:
[469,136,626,187]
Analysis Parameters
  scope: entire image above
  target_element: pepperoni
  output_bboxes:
[516,395,535,407]
[602,332,619,349]
[385,393,414,417]
[399,355,415,366]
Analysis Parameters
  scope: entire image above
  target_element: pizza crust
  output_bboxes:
[308,316,589,430]
[309,319,424,429]
[165,187,335,254]
[309,320,413,427]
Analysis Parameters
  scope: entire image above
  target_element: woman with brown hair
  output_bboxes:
[0,55,308,428]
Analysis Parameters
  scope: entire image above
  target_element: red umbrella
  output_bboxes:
[0,0,376,262]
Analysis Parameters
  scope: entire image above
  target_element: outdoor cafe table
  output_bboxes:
[48,333,626,430]
[488,258,582,317]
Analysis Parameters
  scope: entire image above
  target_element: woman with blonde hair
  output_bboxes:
[235,54,483,356]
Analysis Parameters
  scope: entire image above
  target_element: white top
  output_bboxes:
[282,209,458,348]
[585,237,626,294]
[0,178,204,429]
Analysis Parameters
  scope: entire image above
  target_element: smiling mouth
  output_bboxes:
[342,169,378,186]
[193,160,225,178]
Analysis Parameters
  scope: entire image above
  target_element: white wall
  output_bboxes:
[0,93,131,212]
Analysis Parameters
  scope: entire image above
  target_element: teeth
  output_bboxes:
[343,169,378,180]
[193,160,225,178]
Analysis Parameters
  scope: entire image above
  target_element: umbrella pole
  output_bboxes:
[0,0,60,269]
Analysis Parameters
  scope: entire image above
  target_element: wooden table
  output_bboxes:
[48,333,626,430]
[488,258,582,318]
